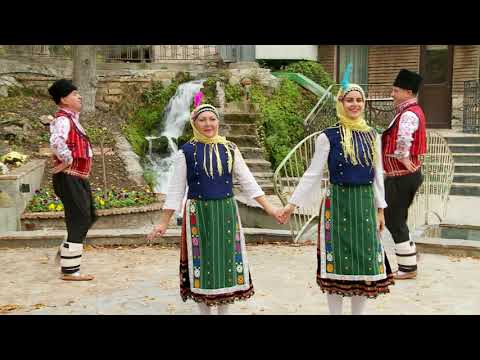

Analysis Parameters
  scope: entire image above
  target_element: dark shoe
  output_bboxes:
[61,274,95,281]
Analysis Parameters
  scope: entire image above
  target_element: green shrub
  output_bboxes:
[201,77,217,106]
[177,124,193,147]
[143,168,157,189]
[284,61,334,88]
[250,79,317,169]
[224,83,244,102]
[122,122,148,156]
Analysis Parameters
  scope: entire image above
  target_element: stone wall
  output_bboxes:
[0,57,279,110]
[0,56,220,111]
[21,202,167,231]
[0,159,46,231]
[10,72,176,111]
[227,62,280,89]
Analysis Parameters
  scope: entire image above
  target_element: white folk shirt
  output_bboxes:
[289,133,387,210]
[163,147,265,212]
[49,107,93,164]
[386,99,420,159]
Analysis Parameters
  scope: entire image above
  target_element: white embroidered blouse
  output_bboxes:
[163,147,265,212]
[387,99,420,159]
[49,107,93,164]
[289,133,387,210]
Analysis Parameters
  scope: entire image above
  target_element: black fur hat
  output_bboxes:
[393,69,423,94]
[48,79,77,104]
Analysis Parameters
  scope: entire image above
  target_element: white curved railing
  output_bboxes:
[273,131,455,242]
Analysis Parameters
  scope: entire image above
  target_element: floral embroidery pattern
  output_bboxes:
[236,264,243,273]
[234,219,244,285]
[190,200,201,288]
[377,243,384,273]
[324,194,334,273]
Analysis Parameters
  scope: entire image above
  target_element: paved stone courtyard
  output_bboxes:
[1,243,479,315]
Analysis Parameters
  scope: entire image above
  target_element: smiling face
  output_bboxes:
[391,86,415,107]
[60,90,82,112]
[194,111,219,138]
[342,90,364,119]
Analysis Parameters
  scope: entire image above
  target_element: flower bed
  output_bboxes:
[27,187,157,212]
[0,151,29,175]
[22,186,163,231]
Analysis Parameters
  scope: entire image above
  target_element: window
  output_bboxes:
[423,45,449,84]
[337,46,368,85]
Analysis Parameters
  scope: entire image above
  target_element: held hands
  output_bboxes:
[398,156,419,173]
[277,204,295,224]
[146,223,167,242]
[52,159,73,174]
[265,205,286,224]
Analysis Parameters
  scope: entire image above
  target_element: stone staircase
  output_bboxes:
[445,134,480,196]
[220,111,275,195]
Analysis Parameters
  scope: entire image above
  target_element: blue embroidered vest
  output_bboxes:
[182,142,235,200]
[323,126,376,186]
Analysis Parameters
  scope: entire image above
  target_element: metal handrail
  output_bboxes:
[274,130,455,242]
[303,84,334,127]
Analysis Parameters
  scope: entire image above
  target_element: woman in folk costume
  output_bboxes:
[147,95,283,315]
[279,65,394,315]
[48,79,96,281]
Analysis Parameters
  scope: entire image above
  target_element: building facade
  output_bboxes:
[317,45,480,130]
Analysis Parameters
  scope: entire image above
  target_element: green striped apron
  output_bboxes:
[185,197,251,295]
[319,183,387,281]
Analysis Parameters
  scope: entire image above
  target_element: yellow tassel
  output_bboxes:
[190,105,233,178]
[335,85,378,167]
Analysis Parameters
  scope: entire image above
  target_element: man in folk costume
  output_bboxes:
[382,69,427,280]
[48,79,96,281]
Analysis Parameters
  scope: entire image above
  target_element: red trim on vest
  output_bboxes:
[381,103,427,177]
[52,110,93,178]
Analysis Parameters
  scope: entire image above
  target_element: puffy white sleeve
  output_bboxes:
[394,111,419,159]
[373,134,387,209]
[289,133,330,208]
[50,116,72,164]
[163,151,188,212]
[233,147,265,199]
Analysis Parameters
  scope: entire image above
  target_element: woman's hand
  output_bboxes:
[263,205,284,224]
[377,208,385,232]
[147,223,167,242]
[278,204,296,224]
[147,209,175,242]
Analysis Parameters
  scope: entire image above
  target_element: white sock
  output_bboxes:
[217,304,230,315]
[351,296,367,315]
[326,294,343,315]
[71,271,81,277]
[198,303,212,315]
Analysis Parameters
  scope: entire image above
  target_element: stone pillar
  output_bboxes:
[225,45,258,69]
[151,45,162,63]
[238,45,256,62]
[38,45,50,56]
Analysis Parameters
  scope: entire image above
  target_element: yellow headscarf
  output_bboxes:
[335,84,377,167]
[189,104,233,178]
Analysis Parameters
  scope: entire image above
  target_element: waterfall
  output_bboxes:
[146,80,204,194]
